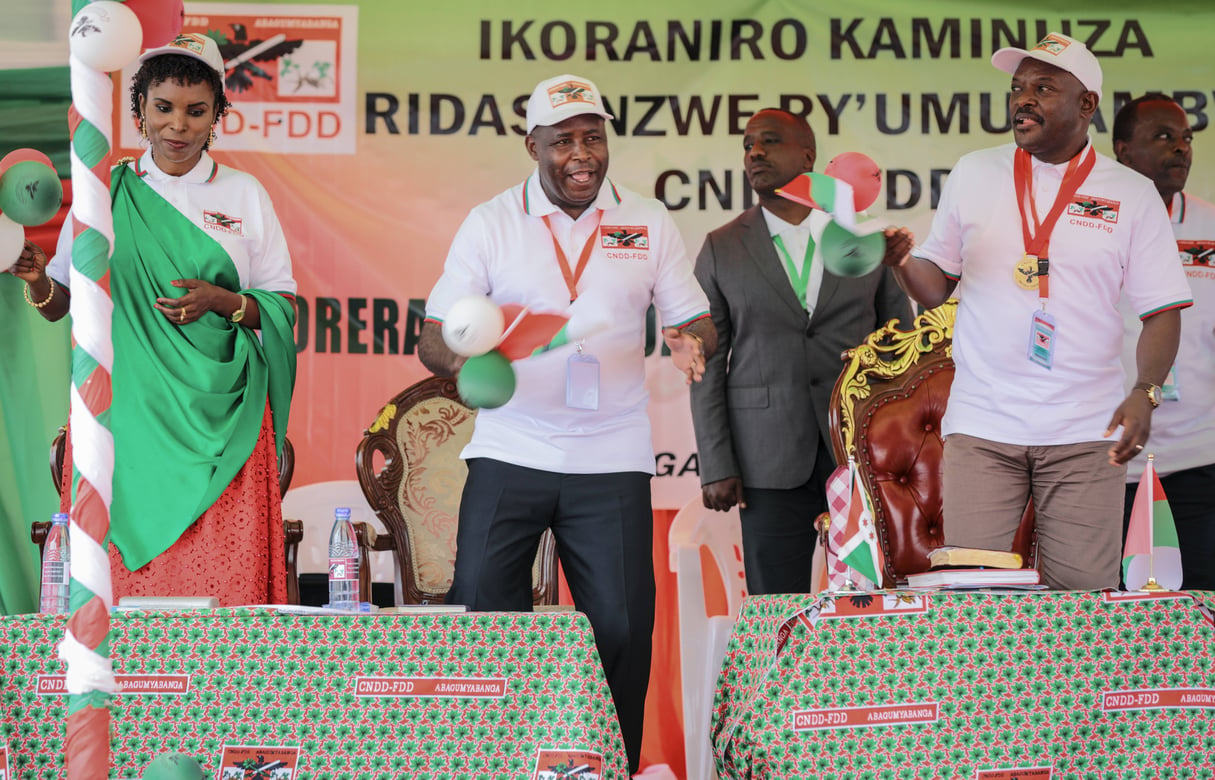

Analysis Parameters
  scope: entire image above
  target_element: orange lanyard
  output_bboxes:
[542,210,602,303]
[1013,146,1096,302]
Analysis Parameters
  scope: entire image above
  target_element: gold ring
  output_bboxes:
[179,307,186,322]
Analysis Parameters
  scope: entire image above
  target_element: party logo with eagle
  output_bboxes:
[531,749,604,780]
[600,226,649,250]
[218,746,300,780]
[204,210,244,236]
[1178,240,1215,267]
[1067,195,1120,223]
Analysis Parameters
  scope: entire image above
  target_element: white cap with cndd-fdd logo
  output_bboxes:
[991,32,1103,103]
[525,74,614,134]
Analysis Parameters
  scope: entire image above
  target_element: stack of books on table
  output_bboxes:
[903,546,1044,590]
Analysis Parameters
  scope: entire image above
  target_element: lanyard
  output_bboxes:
[772,231,815,309]
[542,210,602,303]
[1013,146,1096,304]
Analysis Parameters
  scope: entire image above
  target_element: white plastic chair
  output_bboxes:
[667,497,747,780]
[280,479,401,604]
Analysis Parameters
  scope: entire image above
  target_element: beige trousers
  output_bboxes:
[942,433,1126,590]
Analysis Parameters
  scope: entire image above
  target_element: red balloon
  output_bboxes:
[122,0,185,49]
[825,152,882,212]
[0,148,55,178]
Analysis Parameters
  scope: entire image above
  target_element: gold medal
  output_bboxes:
[1014,254,1039,290]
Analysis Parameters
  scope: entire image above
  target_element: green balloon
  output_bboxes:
[457,350,516,409]
[0,160,63,226]
[143,753,203,780]
[820,219,886,278]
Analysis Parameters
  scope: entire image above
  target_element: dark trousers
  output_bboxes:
[448,458,655,774]
[737,437,832,595]
[1122,463,1215,590]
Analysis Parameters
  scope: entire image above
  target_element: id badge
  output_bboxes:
[1027,309,1057,370]
[1162,365,1180,402]
[566,351,600,410]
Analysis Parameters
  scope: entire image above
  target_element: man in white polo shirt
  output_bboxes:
[1114,93,1215,590]
[418,73,715,772]
[881,34,1192,589]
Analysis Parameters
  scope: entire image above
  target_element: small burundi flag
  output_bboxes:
[775,172,858,231]
[1122,455,1183,591]
[828,458,884,590]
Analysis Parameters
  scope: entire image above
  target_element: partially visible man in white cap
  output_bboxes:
[879,33,1192,589]
[419,73,716,773]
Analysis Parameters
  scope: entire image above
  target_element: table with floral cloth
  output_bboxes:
[0,608,628,779]
[711,590,1215,779]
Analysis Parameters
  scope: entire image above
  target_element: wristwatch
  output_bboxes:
[230,293,248,323]
[1134,381,1163,409]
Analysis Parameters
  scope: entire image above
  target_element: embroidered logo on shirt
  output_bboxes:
[600,226,649,249]
[1067,195,1120,223]
[1179,240,1215,267]
[546,80,597,109]
[204,210,244,235]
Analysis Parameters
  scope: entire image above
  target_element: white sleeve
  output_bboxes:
[1123,185,1194,318]
[425,207,493,322]
[910,159,965,279]
[45,212,74,287]
[245,178,296,296]
[650,207,709,328]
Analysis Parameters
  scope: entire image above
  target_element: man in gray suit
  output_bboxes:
[690,108,913,594]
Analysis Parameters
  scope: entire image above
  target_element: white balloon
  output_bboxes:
[0,213,24,270]
[69,1,142,73]
[442,296,505,357]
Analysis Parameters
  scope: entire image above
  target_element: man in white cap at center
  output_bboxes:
[419,73,716,773]
[879,33,1192,589]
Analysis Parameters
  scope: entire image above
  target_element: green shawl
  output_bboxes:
[103,164,296,571]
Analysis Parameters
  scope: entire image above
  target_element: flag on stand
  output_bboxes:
[1122,457,1183,591]
[824,459,884,590]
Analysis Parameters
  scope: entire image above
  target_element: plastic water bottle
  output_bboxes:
[327,507,359,610]
[39,512,71,614]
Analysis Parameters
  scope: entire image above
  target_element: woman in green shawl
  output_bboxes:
[10,34,297,606]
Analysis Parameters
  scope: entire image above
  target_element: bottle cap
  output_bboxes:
[335,507,351,519]
[51,512,69,525]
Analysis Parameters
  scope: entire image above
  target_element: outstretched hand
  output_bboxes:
[662,326,706,384]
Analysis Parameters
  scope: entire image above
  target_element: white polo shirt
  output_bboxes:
[426,173,710,474]
[913,141,1192,446]
[49,150,296,296]
[1121,191,1215,479]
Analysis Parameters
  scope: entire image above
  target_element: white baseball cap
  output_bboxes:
[138,33,225,77]
[525,74,614,134]
[991,32,1102,102]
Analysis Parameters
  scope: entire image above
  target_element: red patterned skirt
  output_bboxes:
[60,405,288,606]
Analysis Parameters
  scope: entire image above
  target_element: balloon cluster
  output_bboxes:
[443,296,516,409]
[68,0,185,73]
[0,149,63,268]
[776,152,888,278]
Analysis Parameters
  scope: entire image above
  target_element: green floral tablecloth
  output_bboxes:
[712,590,1215,779]
[0,608,628,779]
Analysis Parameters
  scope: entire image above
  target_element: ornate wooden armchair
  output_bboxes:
[826,300,1037,586]
[354,376,559,606]
[34,429,304,605]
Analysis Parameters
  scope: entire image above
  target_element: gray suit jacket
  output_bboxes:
[690,205,912,490]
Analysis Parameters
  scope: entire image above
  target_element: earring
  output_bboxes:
[207,128,217,148]
[139,115,148,140]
